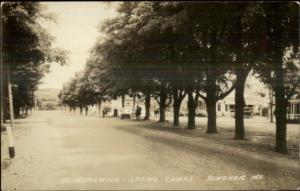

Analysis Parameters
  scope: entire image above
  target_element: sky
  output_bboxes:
[37,2,269,96]
[38,2,118,90]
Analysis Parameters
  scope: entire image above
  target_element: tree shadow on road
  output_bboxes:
[112,119,300,189]
[123,119,299,160]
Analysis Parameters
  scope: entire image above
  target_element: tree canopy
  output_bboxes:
[59,2,299,154]
[2,2,69,117]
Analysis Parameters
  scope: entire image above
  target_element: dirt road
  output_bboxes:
[1,110,299,190]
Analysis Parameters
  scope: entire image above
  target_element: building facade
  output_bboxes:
[287,95,300,121]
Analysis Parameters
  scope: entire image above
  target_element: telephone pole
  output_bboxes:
[7,67,15,158]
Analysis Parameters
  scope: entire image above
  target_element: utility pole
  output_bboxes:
[0,8,15,158]
[7,67,15,158]
[0,64,4,125]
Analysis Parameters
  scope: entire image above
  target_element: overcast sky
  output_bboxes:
[39,2,118,90]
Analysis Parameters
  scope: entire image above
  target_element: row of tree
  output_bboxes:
[59,2,299,154]
[1,2,68,119]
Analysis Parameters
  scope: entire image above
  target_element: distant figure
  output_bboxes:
[135,105,142,120]
[154,109,159,118]
[102,110,107,118]
[102,106,111,118]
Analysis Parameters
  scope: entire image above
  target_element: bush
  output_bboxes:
[45,103,57,110]
[121,114,131,119]
[103,106,111,114]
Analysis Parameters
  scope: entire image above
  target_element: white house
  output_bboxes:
[287,94,300,121]
[215,93,268,117]
[195,74,269,117]
[106,95,146,117]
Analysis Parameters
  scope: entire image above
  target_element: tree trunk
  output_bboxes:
[79,106,83,115]
[98,100,102,116]
[187,91,196,129]
[206,72,218,134]
[269,88,274,123]
[173,104,180,126]
[132,92,136,116]
[234,70,248,140]
[159,106,166,122]
[31,90,35,113]
[274,66,288,154]
[270,102,274,123]
[143,92,151,120]
[121,94,125,108]
[14,106,20,119]
[159,91,167,123]
[85,106,88,115]
[173,90,179,126]
[206,99,217,133]
[25,107,29,116]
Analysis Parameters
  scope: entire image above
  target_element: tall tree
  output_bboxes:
[256,2,299,153]
[228,3,250,140]
[2,2,68,118]
[177,2,237,132]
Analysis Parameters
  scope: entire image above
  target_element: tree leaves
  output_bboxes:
[2,2,69,111]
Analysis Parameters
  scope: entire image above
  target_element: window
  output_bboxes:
[217,104,221,111]
[225,105,228,112]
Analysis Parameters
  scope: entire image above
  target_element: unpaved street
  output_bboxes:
[1,110,300,190]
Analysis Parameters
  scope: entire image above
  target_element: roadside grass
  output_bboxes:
[123,118,299,160]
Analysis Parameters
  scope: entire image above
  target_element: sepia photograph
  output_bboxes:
[1,1,299,190]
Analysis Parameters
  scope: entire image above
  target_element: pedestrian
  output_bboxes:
[135,105,141,120]
[154,109,159,118]
[102,110,106,118]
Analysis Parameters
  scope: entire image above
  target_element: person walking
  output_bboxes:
[135,105,141,120]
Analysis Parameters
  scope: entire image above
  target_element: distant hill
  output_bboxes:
[36,88,60,102]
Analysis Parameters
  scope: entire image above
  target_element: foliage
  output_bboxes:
[58,2,299,153]
[2,2,69,117]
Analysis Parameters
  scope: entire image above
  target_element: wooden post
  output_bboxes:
[8,70,14,129]
[7,68,15,158]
